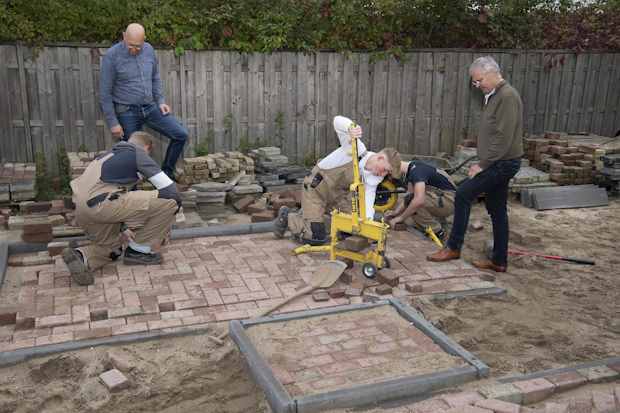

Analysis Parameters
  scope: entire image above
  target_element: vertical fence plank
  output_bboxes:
[281,52,296,161]
[414,52,433,155]
[610,54,620,136]
[592,53,620,133]
[440,52,458,153]
[580,53,600,133]
[385,57,401,149]
[0,46,16,162]
[567,53,588,133]
[357,54,372,140]
[370,59,387,151]
[16,44,34,161]
[263,53,277,147]
[326,53,341,154]
[454,52,471,146]
[194,51,208,153]
[399,53,417,154]
[296,53,311,162]
[430,52,445,155]
[212,51,225,152]
[77,48,96,152]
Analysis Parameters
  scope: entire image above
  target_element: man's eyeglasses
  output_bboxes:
[127,43,142,51]
[471,79,482,88]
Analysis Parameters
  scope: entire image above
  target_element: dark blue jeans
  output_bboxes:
[447,158,521,266]
[117,102,188,178]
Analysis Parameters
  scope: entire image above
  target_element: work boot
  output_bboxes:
[62,247,94,286]
[427,248,460,262]
[123,246,163,266]
[471,259,506,273]
[273,206,289,238]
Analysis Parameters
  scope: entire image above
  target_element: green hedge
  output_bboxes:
[1,0,619,54]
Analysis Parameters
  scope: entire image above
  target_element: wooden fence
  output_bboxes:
[1,44,619,170]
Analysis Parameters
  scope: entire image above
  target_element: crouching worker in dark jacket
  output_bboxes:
[63,131,181,285]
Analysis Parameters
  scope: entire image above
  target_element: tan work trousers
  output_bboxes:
[288,163,354,238]
[405,190,455,233]
[75,191,177,271]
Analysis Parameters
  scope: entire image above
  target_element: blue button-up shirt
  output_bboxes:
[99,41,165,128]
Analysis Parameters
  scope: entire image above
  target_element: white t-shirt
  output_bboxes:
[317,114,381,220]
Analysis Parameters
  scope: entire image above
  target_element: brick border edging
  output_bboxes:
[0,323,218,367]
[497,356,620,383]
[0,221,277,288]
[229,299,490,413]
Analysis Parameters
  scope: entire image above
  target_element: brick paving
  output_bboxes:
[0,230,495,352]
[245,305,468,396]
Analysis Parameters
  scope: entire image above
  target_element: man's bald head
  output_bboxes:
[123,23,145,55]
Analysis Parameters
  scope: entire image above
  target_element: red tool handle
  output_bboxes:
[508,249,595,265]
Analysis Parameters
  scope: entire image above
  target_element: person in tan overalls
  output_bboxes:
[274,116,402,244]
[385,160,456,239]
[63,132,181,285]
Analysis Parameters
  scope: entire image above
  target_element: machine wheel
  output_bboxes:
[362,263,377,279]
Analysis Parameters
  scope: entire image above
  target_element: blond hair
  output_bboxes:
[128,131,153,148]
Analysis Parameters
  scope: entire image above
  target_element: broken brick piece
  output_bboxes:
[312,289,330,302]
[99,369,130,392]
[405,283,424,293]
[375,284,393,295]
[345,286,363,297]
[233,196,256,213]
[246,203,266,214]
[377,270,399,287]
[251,210,276,222]
[272,197,297,210]
[328,287,346,299]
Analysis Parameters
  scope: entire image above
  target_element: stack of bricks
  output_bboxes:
[180,152,255,185]
[250,147,290,175]
[523,132,597,185]
[18,200,70,243]
[68,152,105,179]
[0,163,36,202]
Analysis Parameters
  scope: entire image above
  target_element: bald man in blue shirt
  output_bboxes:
[100,23,188,180]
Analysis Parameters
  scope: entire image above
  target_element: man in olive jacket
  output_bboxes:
[427,56,523,272]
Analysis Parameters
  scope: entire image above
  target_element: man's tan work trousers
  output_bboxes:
[405,189,455,233]
[76,191,177,271]
[288,163,355,239]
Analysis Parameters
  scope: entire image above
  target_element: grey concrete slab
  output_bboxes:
[532,185,608,210]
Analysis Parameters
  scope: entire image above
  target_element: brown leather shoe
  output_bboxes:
[427,248,461,262]
[472,259,506,273]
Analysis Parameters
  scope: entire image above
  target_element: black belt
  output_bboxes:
[86,191,124,208]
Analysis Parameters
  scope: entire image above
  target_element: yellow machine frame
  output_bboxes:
[293,131,390,277]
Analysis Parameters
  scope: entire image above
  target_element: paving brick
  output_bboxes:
[312,289,329,302]
[409,398,450,412]
[614,386,620,406]
[233,196,256,212]
[345,286,363,296]
[251,210,276,222]
[405,282,424,293]
[444,406,492,413]
[175,298,208,310]
[375,284,393,295]
[513,378,556,404]
[542,402,569,413]
[108,306,143,319]
[89,309,108,321]
[299,354,334,369]
[376,270,399,287]
[99,369,130,392]
[111,322,149,336]
[475,399,521,413]
[35,314,72,329]
[147,318,183,331]
[75,327,112,341]
[0,307,17,326]
[158,302,176,312]
[478,383,523,405]
[328,287,346,298]
[545,371,587,392]
[35,332,74,346]
[161,310,194,320]
[576,365,618,383]
[591,390,616,412]
[441,391,485,408]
